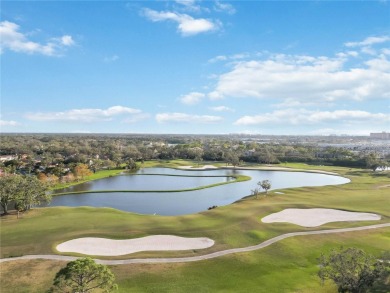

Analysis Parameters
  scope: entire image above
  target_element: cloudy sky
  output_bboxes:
[1,0,389,135]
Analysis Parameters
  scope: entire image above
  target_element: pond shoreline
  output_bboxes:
[49,162,343,192]
[52,174,249,196]
[46,167,350,215]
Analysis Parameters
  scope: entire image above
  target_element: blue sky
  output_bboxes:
[1,0,389,135]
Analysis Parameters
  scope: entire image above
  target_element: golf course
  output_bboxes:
[1,161,389,292]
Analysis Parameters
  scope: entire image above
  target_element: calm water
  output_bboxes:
[52,172,233,193]
[47,168,350,215]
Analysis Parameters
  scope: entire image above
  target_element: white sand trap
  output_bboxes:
[261,208,381,227]
[179,165,217,170]
[57,235,215,256]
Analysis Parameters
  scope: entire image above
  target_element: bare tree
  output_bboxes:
[258,180,271,195]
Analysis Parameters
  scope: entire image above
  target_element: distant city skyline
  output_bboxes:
[1,1,389,135]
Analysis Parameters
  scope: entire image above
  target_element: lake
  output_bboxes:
[48,168,350,215]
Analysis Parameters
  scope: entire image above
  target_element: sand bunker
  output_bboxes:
[179,165,217,170]
[56,235,214,256]
[261,208,381,227]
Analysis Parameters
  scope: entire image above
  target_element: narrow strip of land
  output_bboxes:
[1,223,388,265]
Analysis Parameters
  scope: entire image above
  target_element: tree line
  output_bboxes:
[0,134,388,182]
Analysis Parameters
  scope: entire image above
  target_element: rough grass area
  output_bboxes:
[1,228,388,293]
[1,162,389,292]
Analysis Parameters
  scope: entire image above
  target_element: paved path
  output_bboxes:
[1,223,389,265]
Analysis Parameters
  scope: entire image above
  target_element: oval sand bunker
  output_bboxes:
[261,208,381,227]
[57,235,214,256]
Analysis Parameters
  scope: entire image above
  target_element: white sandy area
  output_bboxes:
[261,208,381,227]
[57,235,214,256]
[179,165,217,170]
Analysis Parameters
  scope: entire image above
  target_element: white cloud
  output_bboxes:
[0,120,20,126]
[214,1,236,14]
[272,98,316,108]
[382,48,390,55]
[122,113,151,123]
[25,106,142,122]
[0,21,75,56]
[234,109,390,126]
[365,56,390,71]
[336,51,359,58]
[208,53,390,102]
[142,8,220,36]
[156,112,223,123]
[345,35,390,47]
[174,0,202,12]
[209,106,234,112]
[361,46,377,55]
[175,0,196,6]
[180,92,205,105]
[59,35,75,46]
[208,55,228,63]
[208,52,249,63]
[344,35,390,56]
[208,91,224,100]
[103,55,119,62]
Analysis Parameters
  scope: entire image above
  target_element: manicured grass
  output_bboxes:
[112,228,389,293]
[1,228,388,293]
[0,162,389,292]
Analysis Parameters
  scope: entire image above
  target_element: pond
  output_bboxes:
[48,168,350,216]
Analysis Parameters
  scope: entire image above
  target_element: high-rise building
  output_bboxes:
[370,132,390,139]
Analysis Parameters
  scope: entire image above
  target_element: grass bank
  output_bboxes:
[52,174,250,196]
[50,168,124,190]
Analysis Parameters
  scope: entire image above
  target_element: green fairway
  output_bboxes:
[1,162,389,292]
[1,228,388,293]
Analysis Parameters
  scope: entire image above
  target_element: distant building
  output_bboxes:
[370,132,390,139]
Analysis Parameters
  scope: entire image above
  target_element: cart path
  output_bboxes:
[1,223,389,265]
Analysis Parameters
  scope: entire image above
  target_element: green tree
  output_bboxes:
[15,176,50,211]
[190,147,204,166]
[258,179,271,195]
[225,151,240,167]
[0,175,49,215]
[51,257,117,293]
[125,158,138,171]
[0,175,22,215]
[318,247,388,293]
[364,153,380,172]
